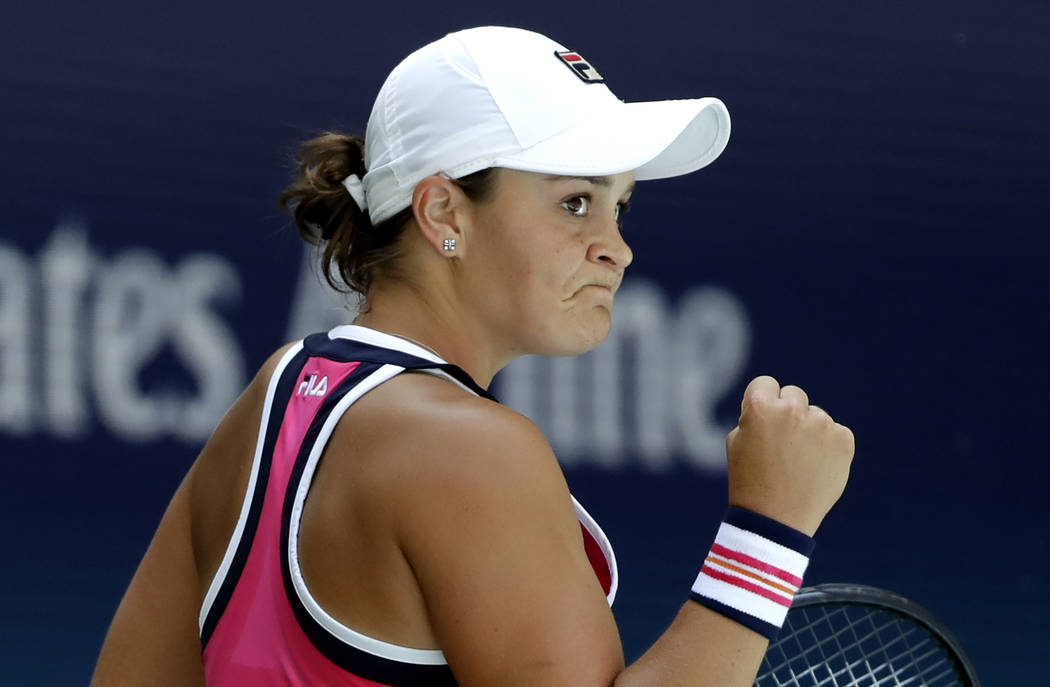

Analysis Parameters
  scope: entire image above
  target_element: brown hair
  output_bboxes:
[279,132,498,298]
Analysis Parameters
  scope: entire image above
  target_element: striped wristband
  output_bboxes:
[689,507,816,640]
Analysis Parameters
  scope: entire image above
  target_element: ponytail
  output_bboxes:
[279,132,410,297]
[280,131,500,300]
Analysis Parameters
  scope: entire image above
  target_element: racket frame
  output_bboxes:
[758,583,981,687]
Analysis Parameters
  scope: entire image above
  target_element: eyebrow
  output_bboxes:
[543,174,610,186]
[543,174,635,194]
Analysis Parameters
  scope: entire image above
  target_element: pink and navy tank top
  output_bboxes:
[198,325,618,686]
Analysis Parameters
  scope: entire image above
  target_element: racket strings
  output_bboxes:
[756,603,967,687]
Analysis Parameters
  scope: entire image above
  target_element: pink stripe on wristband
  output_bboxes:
[708,543,804,587]
[699,564,794,607]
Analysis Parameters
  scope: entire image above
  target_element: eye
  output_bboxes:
[561,194,590,217]
[615,200,632,226]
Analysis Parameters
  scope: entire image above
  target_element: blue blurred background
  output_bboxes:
[2,1,1048,683]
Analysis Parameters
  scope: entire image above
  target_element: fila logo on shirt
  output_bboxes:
[297,373,328,397]
[555,50,604,83]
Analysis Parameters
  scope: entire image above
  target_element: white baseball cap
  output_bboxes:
[355,26,731,224]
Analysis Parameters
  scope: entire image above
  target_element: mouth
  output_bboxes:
[569,284,616,301]
[564,276,622,301]
[581,276,621,293]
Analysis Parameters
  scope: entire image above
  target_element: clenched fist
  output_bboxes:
[726,376,855,536]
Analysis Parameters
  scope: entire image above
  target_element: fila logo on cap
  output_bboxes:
[555,50,604,83]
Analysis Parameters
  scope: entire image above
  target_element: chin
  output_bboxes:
[546,308,614,356]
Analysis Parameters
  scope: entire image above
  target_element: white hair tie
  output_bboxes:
[342,174,368,212]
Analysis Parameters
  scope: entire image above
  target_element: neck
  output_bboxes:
[353,282,508,389]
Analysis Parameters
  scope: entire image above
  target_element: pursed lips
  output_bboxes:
[569,277,622,298]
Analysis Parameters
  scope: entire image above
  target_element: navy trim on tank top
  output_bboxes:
[200,346,311,648]
[279,352,460,685]
[303,333,498,403]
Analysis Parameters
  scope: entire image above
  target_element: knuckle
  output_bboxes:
[784,397,808,418]
[839,424,856,451]
[741,394,769,418]
[831,423,856,455]
[809,404,833,424]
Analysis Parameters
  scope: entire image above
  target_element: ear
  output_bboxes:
[411,175,470,258]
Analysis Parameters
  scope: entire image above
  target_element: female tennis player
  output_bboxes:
[91,26,854,687]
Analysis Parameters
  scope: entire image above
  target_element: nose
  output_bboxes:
[589,221,634,271]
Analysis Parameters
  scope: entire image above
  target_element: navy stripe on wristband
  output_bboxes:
[723,507,816,558]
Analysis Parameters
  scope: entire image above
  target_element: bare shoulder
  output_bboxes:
[340,369,568,509]
[202,341,299,442]
[186,342,300,582]
[189,340,299,485]
[327,367,579,567]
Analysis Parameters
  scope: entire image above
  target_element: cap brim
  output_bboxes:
[491,96,730,181]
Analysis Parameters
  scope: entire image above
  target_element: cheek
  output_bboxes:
[466,239,552,321]
[467,208,587,321]
[507,242,578,299]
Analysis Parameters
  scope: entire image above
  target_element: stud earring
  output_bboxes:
[443,238,456,251]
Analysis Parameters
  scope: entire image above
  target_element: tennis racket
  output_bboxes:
[755,584,980,687]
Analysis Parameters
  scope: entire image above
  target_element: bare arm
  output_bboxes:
[394,375,852,687]
[617,603,772,686]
